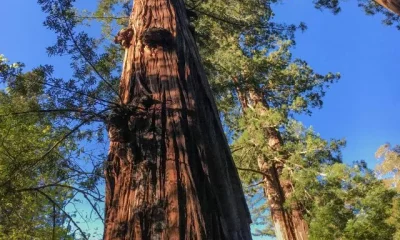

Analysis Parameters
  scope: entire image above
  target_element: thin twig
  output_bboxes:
[35,189,89,240]
[0,108,101,118]
[18,183,104,222]
[237,167,267,176]
[76,15,128,20]
[61,15,122,102]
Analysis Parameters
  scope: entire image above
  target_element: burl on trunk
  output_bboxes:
[104,0,252,239]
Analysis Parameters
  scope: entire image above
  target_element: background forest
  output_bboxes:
[0,0,399,239]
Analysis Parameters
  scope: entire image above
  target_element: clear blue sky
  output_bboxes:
[1,0,399,239]
[273,1,400,167]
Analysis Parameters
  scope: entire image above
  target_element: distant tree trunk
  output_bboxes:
[234,80,308,240]
[104,0,252,239]
[260,135,309,240]
[249,89,308,240]
[375,0,400,16]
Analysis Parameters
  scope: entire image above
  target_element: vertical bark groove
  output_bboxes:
[104,0,252,239]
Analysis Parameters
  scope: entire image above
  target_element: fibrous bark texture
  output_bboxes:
[104,0,252,239]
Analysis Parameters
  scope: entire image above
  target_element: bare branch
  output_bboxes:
[237,167,268,176]
[17,183,104,222]
[187,5,292,31]
[0,108,103,118]
[62,19,123,103]
[246,180,264,188]
[76,15,128,20]
[34,189,89,240]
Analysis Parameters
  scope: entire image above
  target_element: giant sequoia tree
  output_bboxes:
[103,0,252,239]
[34,0,252,238]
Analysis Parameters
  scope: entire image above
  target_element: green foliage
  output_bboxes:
[388,197,400,239]
[308,163,397,240]
[1,55,105,239]
[216,40,340,118]
[0,56,73,239]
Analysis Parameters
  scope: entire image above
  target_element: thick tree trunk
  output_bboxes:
[375,0,400,16]
[104,0,252,239]
[235,85,308,240]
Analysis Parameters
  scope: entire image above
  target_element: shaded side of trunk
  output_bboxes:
[104,0,252,239]
[375,0,400,16]
[235,83,308,240]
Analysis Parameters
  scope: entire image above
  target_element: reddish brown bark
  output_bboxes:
[375,0,400,16]
[261,134,309,240]
[235,85,308,240]
[104,0,252,239]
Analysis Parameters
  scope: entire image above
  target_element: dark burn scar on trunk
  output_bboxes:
[107,109,130,143]
[107,95,160,143]
[132,200,167,233]
[115,222,128,238]
[141,27,175,49]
